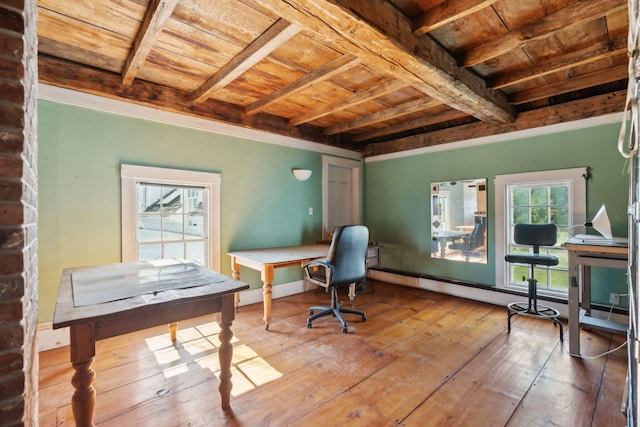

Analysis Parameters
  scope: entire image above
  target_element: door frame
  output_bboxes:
[322,155,361,237]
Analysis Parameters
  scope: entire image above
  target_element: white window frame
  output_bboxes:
[494,167,587,293]
[120,164,221,272]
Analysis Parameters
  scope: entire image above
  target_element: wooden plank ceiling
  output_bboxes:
[37,0,629,157]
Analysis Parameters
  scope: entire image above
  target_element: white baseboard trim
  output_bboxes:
[38,279,317,352]
[38,322,69,352]
[368,269,628,325]
[235,279,316,307]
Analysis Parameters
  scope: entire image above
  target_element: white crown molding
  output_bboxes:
[38,84,361,161]
[365,112,626,163]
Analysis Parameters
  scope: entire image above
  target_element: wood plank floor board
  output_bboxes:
[39,282,628,426]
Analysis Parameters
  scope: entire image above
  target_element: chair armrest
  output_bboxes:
[302,259,330,269]
[303,259,333,287]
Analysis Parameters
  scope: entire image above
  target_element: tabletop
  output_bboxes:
[53,259,249,329]
[227,244,329,264]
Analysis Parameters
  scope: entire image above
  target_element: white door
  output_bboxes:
[322,156,361,237]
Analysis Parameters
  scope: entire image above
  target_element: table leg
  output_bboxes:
[568,249,581,355]
[218,294,235,413]
[169,322,178,345]
[70,323,96,427]
[71,359,96,427]
[230,256,241,313]
[262,265,275,330]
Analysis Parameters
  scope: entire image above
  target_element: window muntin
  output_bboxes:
[506,182,570,294]
[121,165,221,271]
[494,167,587,297]
[136,183,207,265]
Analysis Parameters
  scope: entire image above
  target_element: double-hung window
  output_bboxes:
[121,164,221,271]
[495,168,587,297]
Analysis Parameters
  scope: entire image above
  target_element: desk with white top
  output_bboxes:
[228,244,330,330]
[228,243,380,330]
[565,237,628,356]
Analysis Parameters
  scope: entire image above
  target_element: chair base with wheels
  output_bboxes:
[505,223,564,341]
[307,285,367,333]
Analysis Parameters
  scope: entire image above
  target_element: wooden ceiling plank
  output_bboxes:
[192,19,301,103]
[489,34,628,89]
[351,109,469,142]
[462,0,627,67]
[289,78,409,126]
[252,0,515,123]
[245,53,361,115]
[122,0,181,85]
[325,96,441,135]
[363,91,626,157]
[413,0,500,36]
[38,55,355,149]
[509,64,628,104]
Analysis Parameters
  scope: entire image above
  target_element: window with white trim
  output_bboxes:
[121,164,221,271]
[495,168,587,296]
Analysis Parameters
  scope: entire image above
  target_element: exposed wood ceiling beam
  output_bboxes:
[413,0,499,36]
[39,55,352,149]
[251,0,516,123]
[122,0,180,85]
[192,19,301,103]
[462,0,627,67]
[325,96,441,135]
[488,35,627,89]
[509,65,629,104]
[351,109,470,143]
[289,79,409,126]
[245,53,361,115]
[363,91,626,157]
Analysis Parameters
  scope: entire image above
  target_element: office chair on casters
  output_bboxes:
[448,220,486,261]
[303,225,369,333]
[505,223,564,341]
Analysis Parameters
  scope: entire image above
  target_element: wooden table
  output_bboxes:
[53,259,249,427]
[565,237,628,356]
[228,244,330,329]
[432,230,471,258]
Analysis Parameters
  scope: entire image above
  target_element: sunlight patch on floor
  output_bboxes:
[145,325,283,396]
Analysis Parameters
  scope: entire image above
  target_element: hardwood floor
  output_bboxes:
[39,282,628,426]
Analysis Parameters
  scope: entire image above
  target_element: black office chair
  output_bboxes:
[505,223,563,340]
[303,225,369,333]
[448,221,486,259]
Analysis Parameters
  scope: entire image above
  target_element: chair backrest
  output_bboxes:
[469,222,486,249]
[326,225,369,287]
[513,223,557,254]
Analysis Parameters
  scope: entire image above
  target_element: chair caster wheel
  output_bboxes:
[362,315,367,322]
[309,310,314,316]
[342,327,348,333]
[307,321,312,328]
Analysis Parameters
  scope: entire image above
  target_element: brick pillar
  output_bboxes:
[0,0,39,426]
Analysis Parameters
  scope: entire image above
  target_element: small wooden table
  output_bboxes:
[228,244,330,329]
[564,237,628,356]
[53,259,249,427]
[432,230,471,258]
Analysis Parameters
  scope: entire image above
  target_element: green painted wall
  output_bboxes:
[38,100,326,322]
[364,123,629,306]
[38,100,630,322]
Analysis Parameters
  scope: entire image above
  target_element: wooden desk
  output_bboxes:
[53,259,249,427]
[565,237,628,356]
[228,244,329,329]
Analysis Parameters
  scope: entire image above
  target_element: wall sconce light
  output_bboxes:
[292,168,312,181]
